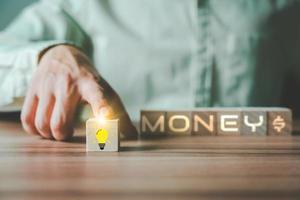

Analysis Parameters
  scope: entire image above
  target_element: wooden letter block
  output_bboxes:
[166,111,192,135]
[241,111,267,135]
[86,118,119,152]
[192,111,217,135]
[140,111,166,135]
[268,109,292,135]
[139,107,293,137]
[217,111,241,135]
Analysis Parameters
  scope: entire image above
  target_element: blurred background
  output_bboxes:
[1,0,300,118]
[0,0,36,30]
[0,0,36,120]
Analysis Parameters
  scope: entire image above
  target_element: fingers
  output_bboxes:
[22,61,137,141]
[21,89,39,135]
[22,73,79,141]
[50,99,76,141]
[34,92,55,139]
[50,79,79,141]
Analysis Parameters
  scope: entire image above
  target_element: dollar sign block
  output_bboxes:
[272,116,286,132]
[268,110,292,135]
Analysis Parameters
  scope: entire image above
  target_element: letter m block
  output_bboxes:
[140,110,166,136]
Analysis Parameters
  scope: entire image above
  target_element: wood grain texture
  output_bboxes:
[0,120,300,200]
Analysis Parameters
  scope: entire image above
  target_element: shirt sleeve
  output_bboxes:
[0,0,92,107]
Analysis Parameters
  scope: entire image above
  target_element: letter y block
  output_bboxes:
[241,110,267,135]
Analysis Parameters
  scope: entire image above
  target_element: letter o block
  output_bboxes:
[166,111,191,135]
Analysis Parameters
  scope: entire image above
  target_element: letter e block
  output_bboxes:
[217,111,241,135]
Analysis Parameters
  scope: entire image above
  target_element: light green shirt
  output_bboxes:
[0,0,299,120]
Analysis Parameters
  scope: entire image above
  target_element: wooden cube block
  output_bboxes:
[241,111,267,135]
[192,111,217,135]
[217,110,241,135]
[140,111,166,135]
[166,111,192,135]
[86,118,119,152]
[268,109,292,135]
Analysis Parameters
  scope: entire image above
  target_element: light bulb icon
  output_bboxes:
[95,128,108,150]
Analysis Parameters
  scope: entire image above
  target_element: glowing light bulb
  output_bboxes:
[95,128,108,150]
[96,113,106,124]
[97,107,109,124]
[86,118,119,152]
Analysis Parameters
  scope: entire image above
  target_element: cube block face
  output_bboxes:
[192,111,217,135]
[86,119,119,152]
[217,111,241,135]
[166,111,192,135]
[140,111,166,135]
[268,111,292,136]
[241,111,267,135]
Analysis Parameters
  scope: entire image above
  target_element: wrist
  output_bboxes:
[38,44,81,63]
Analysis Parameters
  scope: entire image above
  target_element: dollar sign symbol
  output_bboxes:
[272,116,286,132]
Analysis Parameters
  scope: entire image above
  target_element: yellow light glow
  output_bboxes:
[96,113,106,124]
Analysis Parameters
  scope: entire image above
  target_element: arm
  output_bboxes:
[0,0,92,106]
[0,0,137,140]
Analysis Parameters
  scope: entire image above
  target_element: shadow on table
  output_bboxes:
[0,111,20,121]
[120,146,159,151]
[68,135,86,144]
[68,133,173,151]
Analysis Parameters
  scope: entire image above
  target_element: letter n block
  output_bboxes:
[192,111,217,135]
[166,111,192,135]
[268,109,292,136]
[140,110,166,136]
[241,111,267,135]
[217,110,241,135]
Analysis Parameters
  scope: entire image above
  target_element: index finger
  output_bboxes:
[78,76,138,139]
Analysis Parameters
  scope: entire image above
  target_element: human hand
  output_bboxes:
[21,45,137,140]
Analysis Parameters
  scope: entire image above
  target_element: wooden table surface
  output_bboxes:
[1,117,300,200]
